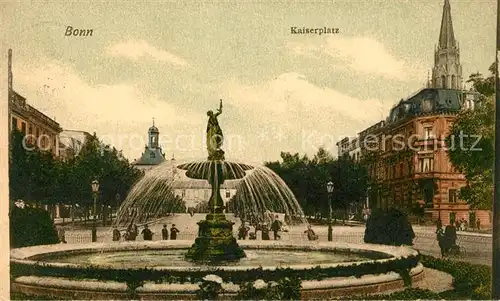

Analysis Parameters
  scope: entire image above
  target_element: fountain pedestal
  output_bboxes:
[185,213,245,261]
[185,158,246,262]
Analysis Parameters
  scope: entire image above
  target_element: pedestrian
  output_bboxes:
[238,222,250,240]
[436,225,445,257]
[271,215,282,240]
[170,224,180,240]
[112,228,121,241]
[141,224,154,241]
[58,227,67,244]
[162,224,169,240]
[125,224,137,241]
[261,224,270,240]
[436,219,442,231]
[304,224,318,241]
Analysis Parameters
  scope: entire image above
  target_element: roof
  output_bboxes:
[171,179,239,190]
[133,148,165,166]
[148,125,159,133]
[11,90,62,132]
[386,88,475,125]
[438,0,457,49]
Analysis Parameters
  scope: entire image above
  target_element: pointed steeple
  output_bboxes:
[438,0,456,49]
[431,0,462,90]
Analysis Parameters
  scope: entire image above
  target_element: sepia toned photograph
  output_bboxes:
[1,0,499,300]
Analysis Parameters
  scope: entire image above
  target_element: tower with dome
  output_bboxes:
[132,119,166,171]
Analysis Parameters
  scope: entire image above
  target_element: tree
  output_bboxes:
[265,148,368,221]
[63,133,143,224]
[9,130,59,210]
[329,155,369,223]
[446,62,495,209]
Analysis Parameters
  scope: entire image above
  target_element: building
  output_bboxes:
[58,130,92,161]
[337,0,491,228]
[8,49,62,157]
[132,120,166,171]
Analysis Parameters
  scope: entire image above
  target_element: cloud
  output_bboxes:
[13,60,202,160]
[220,72,393,161]
[106,40,188,66]
[287,36,427,82]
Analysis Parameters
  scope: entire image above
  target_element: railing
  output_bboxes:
[63,229,492,256]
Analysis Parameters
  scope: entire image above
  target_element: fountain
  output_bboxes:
[9,100,424,299]
[181,99,246,261]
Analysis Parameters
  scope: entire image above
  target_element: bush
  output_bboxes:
[364,208,415,246]
[10,206,59,248]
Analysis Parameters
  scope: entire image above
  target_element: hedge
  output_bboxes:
[10,206,59,248]
[345,255,491,300]
[11,253,419,290]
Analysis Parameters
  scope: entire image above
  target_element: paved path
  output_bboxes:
[60,214,492,266]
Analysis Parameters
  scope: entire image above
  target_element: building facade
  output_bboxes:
[8,49,62,157]
[337,0,491,228]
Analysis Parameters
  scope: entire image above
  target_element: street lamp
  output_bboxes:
[91,179,99,242]
[326,181,334,242]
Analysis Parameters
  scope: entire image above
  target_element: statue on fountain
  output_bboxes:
[185,99,246,262]
[206,99,225,161]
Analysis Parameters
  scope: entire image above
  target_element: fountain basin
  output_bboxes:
[10,241,422,299]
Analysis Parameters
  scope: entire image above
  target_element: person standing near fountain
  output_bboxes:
[141,224,154,241]
[170,224,180,240]
[112,228,121,241]
[271,215,282,240]
[162,224,169,240]
[238,221,250,240]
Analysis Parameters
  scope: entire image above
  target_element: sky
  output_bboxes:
[0,0,496,164]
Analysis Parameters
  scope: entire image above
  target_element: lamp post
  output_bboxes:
[114,193,120,222]
[326,181,334,242]
[91,179,99,242]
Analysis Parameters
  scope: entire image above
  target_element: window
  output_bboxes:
[11,117,17,131]
[449,212,456,225]
[392,165,396,178]
[422,100,432,112]
[424,126,433,140]
[36,128,39,138]
[226,190,230,198]
[441,75,446,89]
[419,158,434,172]
[448,189,457,203]
[150,152,156,159]
[21,122,26,135]
[28,126,32,135]
[182,190,186,197]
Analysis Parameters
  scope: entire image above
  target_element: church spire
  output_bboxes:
[438,0,456,49]
[431,0,462,90]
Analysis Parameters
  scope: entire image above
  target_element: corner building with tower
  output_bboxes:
[336,0,491,228]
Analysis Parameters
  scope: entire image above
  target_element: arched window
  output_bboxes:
[451,75,456,89]
[441,75,446,88]
[150,151,155,158]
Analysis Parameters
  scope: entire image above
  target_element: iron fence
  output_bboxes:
[63,229,492,256]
